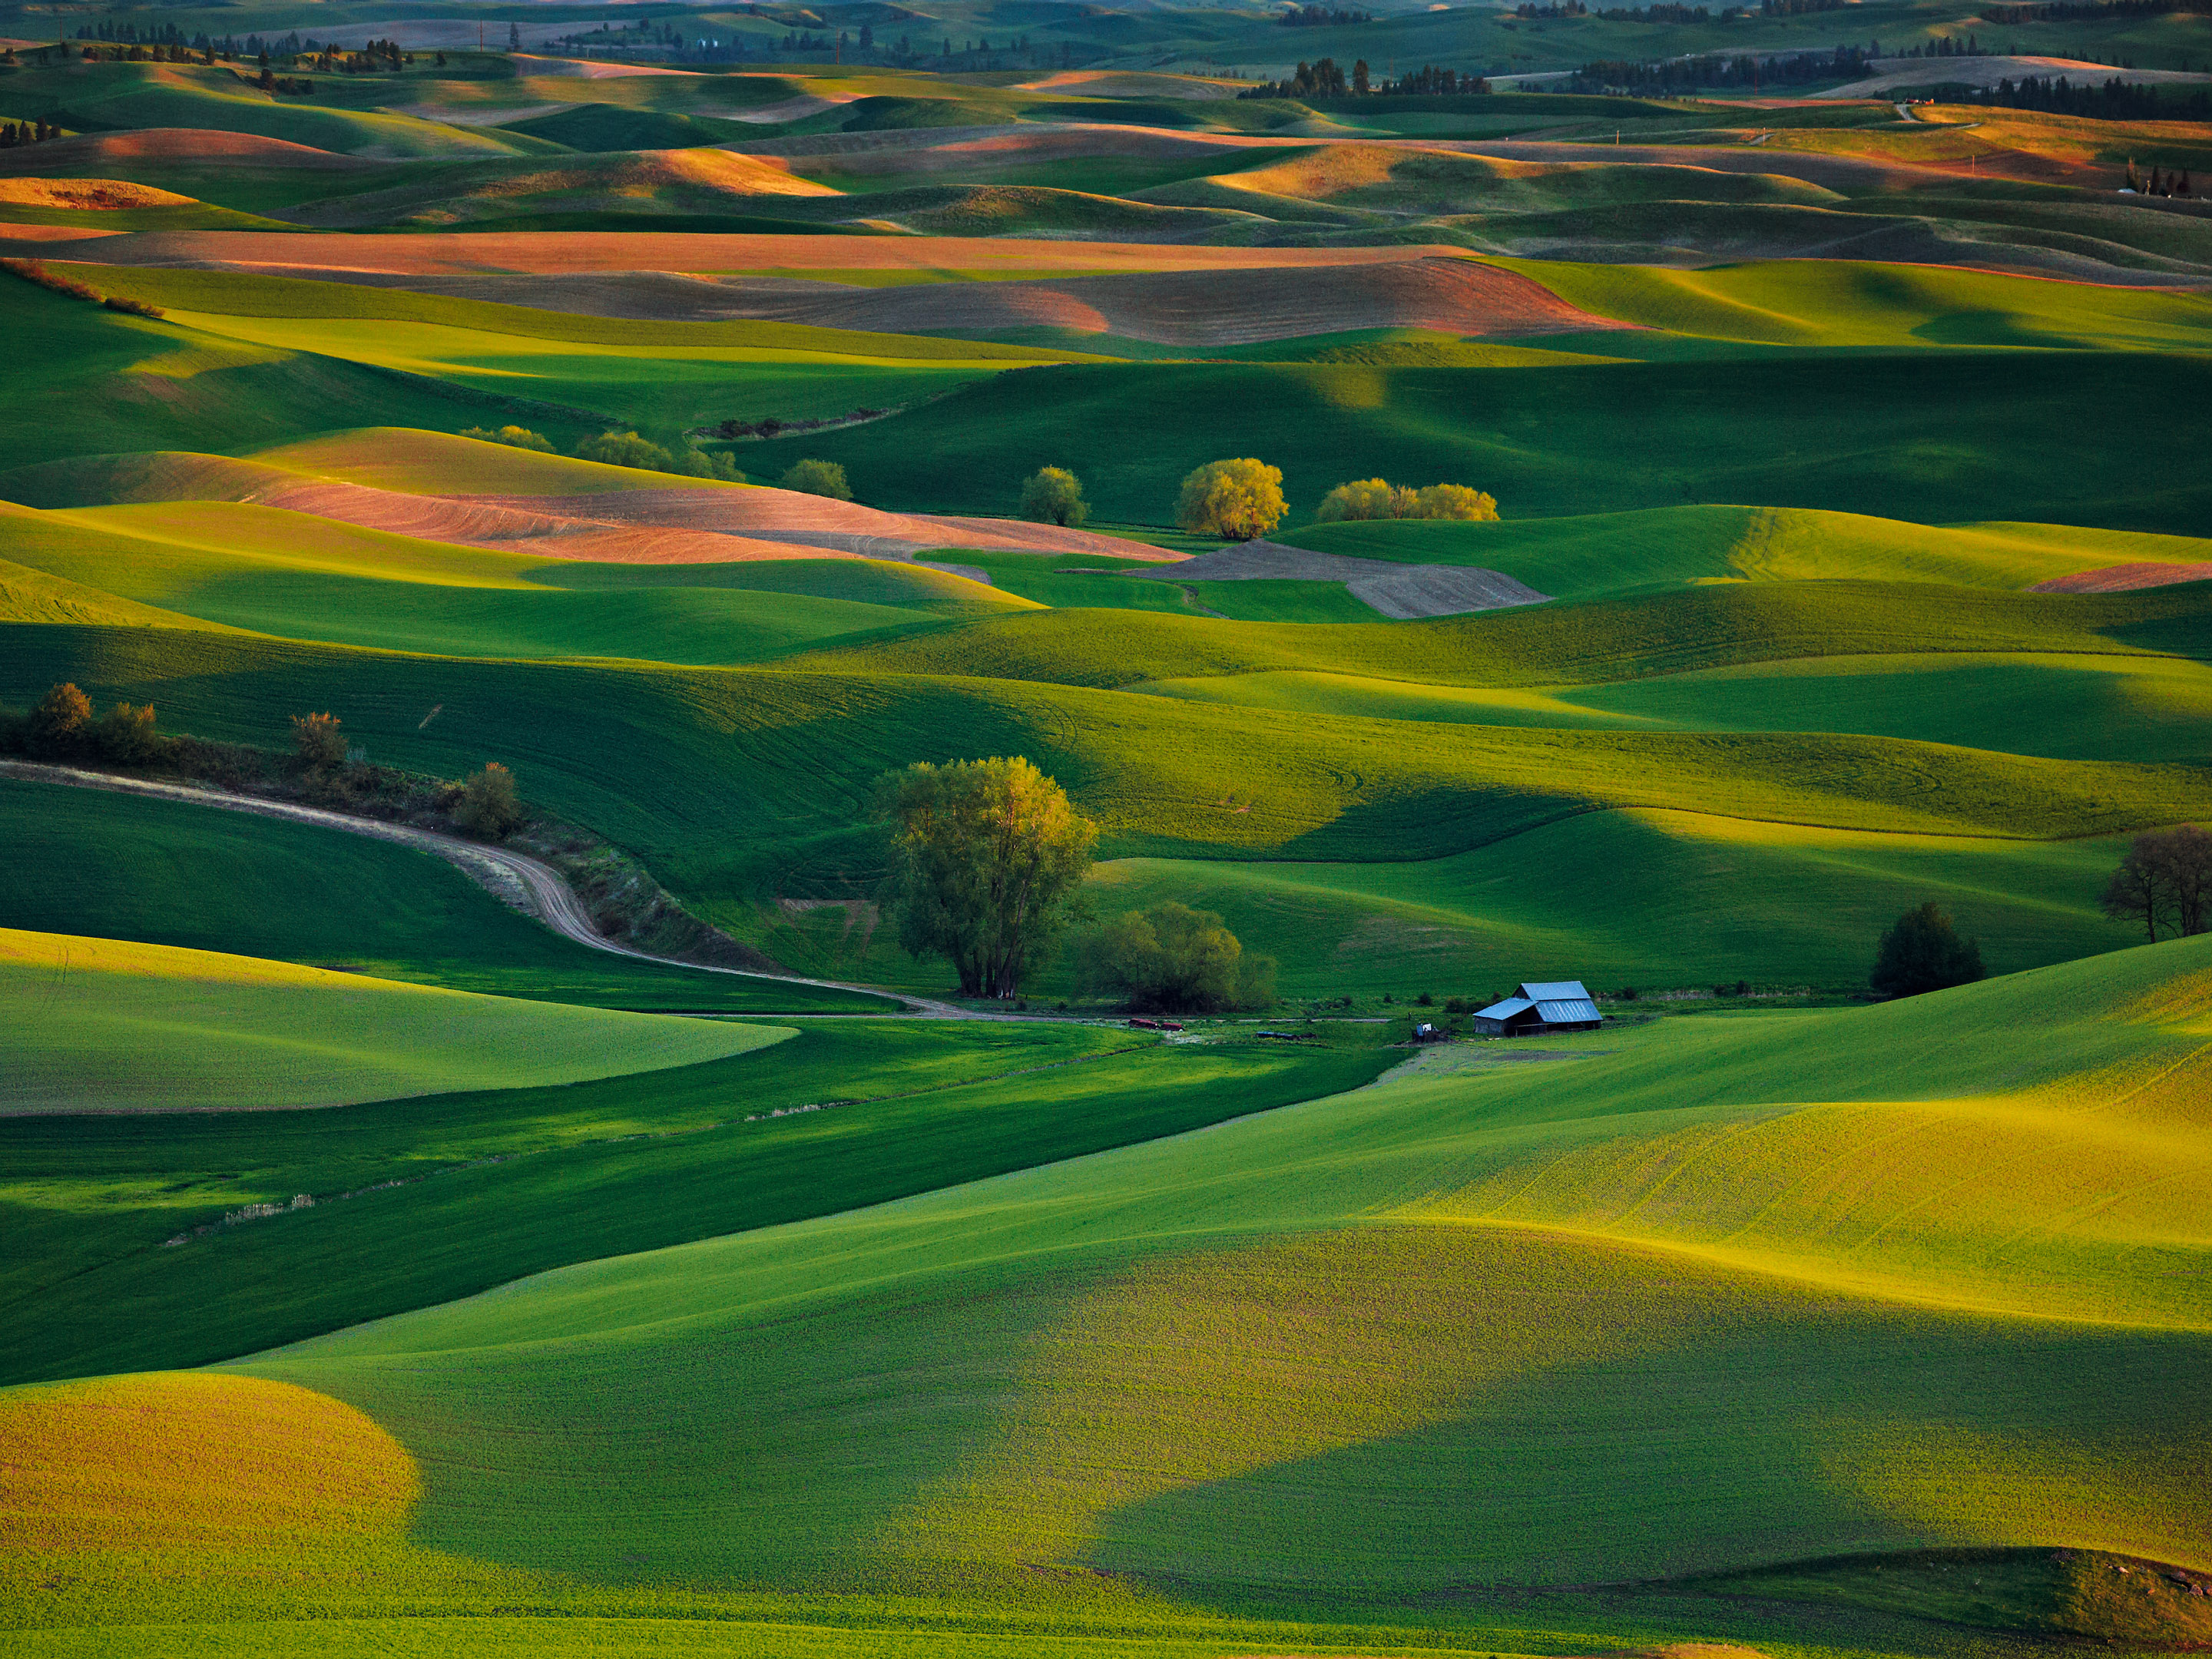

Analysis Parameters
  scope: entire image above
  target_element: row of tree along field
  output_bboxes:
[460,428,1494,539]
[2,684,522,839]
[1017,461,1498,538]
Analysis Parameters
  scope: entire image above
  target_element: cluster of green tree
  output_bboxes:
[1079,902,1275,1013]
[873,758,1272,1010]
[1869,902,1985,998]
[1280,5,1374,25]
[571,429,743,482]
[1595,5,1720,24]
[257,69,316,94]
[3,684,165,768]
[2127,159,2197,194]
[283,713,518,835]
[714,408,887,441]
[1315,478,1499,522]
[779,459,850,500]
[1892,32,1993,54]
[1247,56,1351,96]
[1380,63,1490,93]
[1563,42,1872,92]
[459,425,556,453]
[2101,826,2212,940]
[73,41,217,63]
[317,38,409,72]
[1018,466,1088,528]
[1760,0,1846,15]
[5,684,529,843]
[0,121,61,147]
[1987,0,2208,22]
[1241,59,1488,97]
[1949,77,2211,122]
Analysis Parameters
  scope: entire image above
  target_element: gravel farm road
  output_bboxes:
[0,760,999,1018]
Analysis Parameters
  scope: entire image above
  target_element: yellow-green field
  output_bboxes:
[0,927,790,1112]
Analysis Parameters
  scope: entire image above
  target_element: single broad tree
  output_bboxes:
[1869,901,1986,998]
[1080,901,1275,1013]
[2101,824,2212,941]
[1176,458,1286,541]
[875,756,1096,998]
[1018,465,1088,527]
[455,762,524,840]
[290,710,346,770]
[28,681,91,759]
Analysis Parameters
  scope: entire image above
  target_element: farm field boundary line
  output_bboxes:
[0,762,982,1018]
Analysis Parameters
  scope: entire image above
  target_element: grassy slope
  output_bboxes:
[0,1021,1394,1386]
[0,926,787,1114]
[0,780,887,1011]
[0,285,555,471]
[8,622,2207,892]
[1081,807,2139,998]
[6,502,1021,664]
[1134,650,2212,764]
[1279,505,2212,600]
[790,578,2212,693]
[12,935,2174,1654]
[740,351,2212,534]
[1491,258,2212,352]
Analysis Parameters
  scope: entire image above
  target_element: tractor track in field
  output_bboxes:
[0,760,1008,1020]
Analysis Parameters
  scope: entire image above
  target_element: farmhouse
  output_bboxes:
[1471,981,1602,1037]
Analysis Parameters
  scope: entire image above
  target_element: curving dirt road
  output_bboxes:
[0,761,992,1018]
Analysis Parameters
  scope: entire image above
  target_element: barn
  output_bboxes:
[1471,981,1603,1037]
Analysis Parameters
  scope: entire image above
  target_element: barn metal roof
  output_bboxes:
[1474,997,1535,1021]
[1518,981,1594,1003]
[1533,998,1601,1025]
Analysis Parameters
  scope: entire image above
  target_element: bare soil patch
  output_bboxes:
[458,488,1183,561]
[1141,538,1547,617]
[707,254,1631,345]
[2031,561,2212,593]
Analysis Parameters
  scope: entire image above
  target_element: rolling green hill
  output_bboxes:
[11,932,2201,1655]
[742,350,2212,533]
[0,1017,1393,1386]
[0,925,789,1114]
[1280,505,2212,600]
[5,501,1026,663]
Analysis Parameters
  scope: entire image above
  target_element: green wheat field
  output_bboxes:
[2,9,2209,1656]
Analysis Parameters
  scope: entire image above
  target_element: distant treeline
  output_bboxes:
[1892,34,1993,54]
[1279,5,1373,25]
[1238,57,1489,96]
[1564,41,1872,91]
[1515,0,1843,18]
[1945,73,2212,118]
[1985,0,2210,21]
